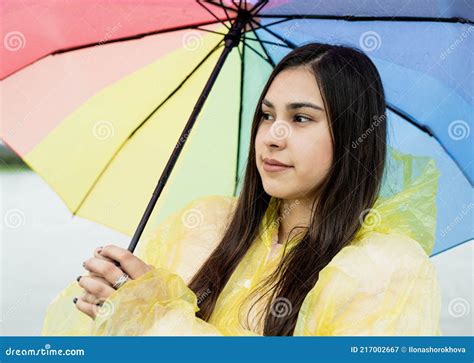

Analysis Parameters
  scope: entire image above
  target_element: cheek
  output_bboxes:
[254,124,267,159]
[294,131,333,181]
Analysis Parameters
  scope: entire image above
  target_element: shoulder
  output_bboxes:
[305,231,439,310]
[295,231,441,335]
[328,231,433,279]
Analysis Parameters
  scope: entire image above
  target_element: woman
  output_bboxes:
[42,43,441,336]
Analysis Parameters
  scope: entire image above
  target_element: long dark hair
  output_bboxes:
[188,43,387,336]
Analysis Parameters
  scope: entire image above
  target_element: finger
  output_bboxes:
[78,275,115,298]
[94,247,120,266]
[79,273,112,288]
[99,245,149,279]
[81,292,104,306]
[74,296,96,320]
[83,258,125,286]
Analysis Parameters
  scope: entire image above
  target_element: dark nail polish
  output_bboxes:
[73,297,78,304]
[113,261,120,267]
[76,276,81,282]
[82,262,86,268]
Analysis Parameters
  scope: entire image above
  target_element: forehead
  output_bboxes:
[264,66,324,106]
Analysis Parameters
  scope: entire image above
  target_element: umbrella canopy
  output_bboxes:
[1,0,472,255]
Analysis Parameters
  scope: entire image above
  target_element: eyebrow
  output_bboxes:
[262,99,324,112]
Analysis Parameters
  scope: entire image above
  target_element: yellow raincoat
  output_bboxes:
[41,148,442,336]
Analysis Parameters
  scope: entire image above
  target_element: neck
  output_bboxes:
[276,197,315,244]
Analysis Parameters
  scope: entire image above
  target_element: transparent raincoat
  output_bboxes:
[41,147,442,336]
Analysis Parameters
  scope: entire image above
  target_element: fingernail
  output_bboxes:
[76,276,82,282]
[73,297,78,304]
[82,261,86,268]
[113,261,120,267]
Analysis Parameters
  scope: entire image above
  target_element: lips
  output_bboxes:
[262,157,292,172]
[262,158,291,167]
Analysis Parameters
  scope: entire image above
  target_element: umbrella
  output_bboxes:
[1,0,472,256]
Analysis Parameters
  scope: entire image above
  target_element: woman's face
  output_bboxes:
[255,66,334,201]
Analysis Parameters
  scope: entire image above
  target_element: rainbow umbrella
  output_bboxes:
[1,0,472,255]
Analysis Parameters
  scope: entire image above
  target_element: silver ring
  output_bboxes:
[112,273,129,289]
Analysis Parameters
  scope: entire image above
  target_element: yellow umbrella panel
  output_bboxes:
[25,27,242,238]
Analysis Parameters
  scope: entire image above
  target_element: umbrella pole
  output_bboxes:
[128,7,257,253]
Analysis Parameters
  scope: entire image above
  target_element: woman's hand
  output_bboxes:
[73,245,154,319]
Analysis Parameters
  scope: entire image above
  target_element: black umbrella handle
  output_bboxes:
[127,4,262,253]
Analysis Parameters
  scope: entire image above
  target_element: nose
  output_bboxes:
[262,120,291,148]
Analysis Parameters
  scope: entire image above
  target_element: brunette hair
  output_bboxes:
[188,43,387,335]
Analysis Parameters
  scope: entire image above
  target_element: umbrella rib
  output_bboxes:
[242,36,290,49]
[251,17,294,30]
[255,14,474,25]
[234,41,245,196]
[387,103,473,187]
[243,39,274,68]
[248,20,276,67]
[249,16,473,186]
[248,0,269,15]
[1,18,234,81]
[231,0,243,10]
[387,104,434,137]
[194,26,228,37]
[53,19,230,55]
[218,0,234,23]
[236,39,243,59]
[203,0,239,14]
[197,1,231,30]
[249,18,297,49]
[72,40,225,215]
[430,238,473,257]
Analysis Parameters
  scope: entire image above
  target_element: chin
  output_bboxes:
[262,183,290,199]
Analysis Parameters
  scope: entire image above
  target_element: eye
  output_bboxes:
[261,112,274,121]
[294,114,312,123]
